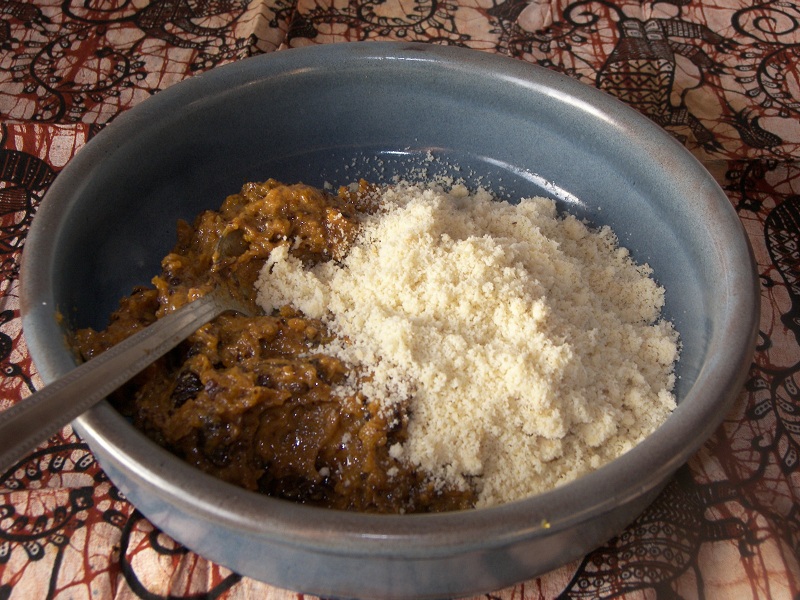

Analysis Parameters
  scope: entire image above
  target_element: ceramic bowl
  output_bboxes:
[20,42,758,599]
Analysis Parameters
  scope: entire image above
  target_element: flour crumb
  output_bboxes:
[256,181,679,507]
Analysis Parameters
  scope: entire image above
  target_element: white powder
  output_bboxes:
[256,182,679,507]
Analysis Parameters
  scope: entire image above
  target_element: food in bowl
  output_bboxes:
[72,177,680,513]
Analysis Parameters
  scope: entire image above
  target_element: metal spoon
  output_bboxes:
[0,286,252,476]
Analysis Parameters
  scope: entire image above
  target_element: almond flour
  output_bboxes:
[256,182,679,507]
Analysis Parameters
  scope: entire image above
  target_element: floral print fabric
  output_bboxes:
[1,1,799,598]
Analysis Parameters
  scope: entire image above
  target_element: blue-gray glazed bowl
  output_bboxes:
[20,42,758,599]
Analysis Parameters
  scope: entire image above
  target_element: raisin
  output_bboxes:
[171,371,203,408]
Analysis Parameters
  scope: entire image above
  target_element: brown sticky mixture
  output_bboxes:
[72,179,475,513]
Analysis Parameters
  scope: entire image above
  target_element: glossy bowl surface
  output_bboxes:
[21,42,758,599]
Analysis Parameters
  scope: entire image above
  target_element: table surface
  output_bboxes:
[1,1,799,598]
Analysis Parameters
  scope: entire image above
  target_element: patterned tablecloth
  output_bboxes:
[1,1,799,598]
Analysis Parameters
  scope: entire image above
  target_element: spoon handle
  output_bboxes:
[0,291,228,477]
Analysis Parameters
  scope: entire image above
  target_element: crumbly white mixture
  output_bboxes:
[256,182,679,507]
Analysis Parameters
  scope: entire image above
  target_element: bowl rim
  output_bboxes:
[20,41,760,558]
